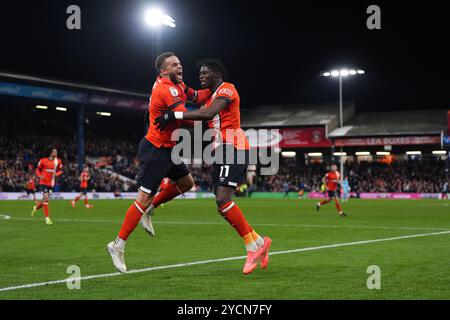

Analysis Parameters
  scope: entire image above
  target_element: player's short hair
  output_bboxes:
[155,52,176,72]
[196,58,228,80]
[47,147,57,156]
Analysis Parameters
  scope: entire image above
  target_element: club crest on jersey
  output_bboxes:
[169,87,179,97]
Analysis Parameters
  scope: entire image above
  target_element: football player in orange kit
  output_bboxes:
[106,52,211,273]
[154,59,272,275]
[316,164,346,217]
[31,148,63,225]
[25,175,37,202]
[71,166,93,209]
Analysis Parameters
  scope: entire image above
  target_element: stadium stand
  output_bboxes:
[0,74,448,196]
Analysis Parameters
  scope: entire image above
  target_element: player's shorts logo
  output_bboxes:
[169,87,179,97]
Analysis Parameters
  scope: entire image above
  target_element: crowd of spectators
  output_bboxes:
[0,132,447,194]
[258,157,447,194]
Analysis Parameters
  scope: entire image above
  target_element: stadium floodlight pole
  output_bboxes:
[321,68,365,178]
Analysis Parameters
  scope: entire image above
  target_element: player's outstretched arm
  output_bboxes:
[154,98,229,131]
[180,82,212,105]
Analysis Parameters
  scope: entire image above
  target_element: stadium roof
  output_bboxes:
[0,72,149,111]
[241,102,355,132]
[328,110,447,137]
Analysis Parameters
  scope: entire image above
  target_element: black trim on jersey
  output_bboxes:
[167,100,184,111]
[215,96,232,105]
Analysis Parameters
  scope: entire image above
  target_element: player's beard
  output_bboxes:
[169,72,182,84]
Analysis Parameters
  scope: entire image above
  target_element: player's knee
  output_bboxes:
[177,175,194,193]
[136,191,153,208]
[215,195,232,209]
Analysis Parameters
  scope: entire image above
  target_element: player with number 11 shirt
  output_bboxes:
[154,59,272,275]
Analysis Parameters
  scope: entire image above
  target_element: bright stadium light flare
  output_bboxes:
[307,152,323,157]
[281,151,296,158]
[355,151,370,156]
[56,107,67,112]
[406,151,421,155]
[322,68,365,78]
[97,112,111,117]
[432,150,446,155]
[340,69,349,77]
[144,8,176,28]
[376,151,391,156]
[333,152,347,156]
[36,105,48,110]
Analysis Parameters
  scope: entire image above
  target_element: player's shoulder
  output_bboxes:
[219,82,237,93]
[38,157,47,163]
[156,78,181,96]
[216,82,238,100]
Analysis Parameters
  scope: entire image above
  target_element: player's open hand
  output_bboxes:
[154,111,175,130]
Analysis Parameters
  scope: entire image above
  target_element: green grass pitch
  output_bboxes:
[0,198,449,299]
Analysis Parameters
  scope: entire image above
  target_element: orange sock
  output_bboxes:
[74,196,80,202]
[320,199,331,206]
[244,220,264,247]
[43,202,49,218]
[334,199,342,213]
[118,201,147,240]
[152,183,182,208]
[84,196,88,205]
[219,201,258,251]
[36,201,43,210]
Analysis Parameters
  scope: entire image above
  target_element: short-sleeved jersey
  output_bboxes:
[26,179,36,191]
[325,170,340,191]
[205,82,249,150]
[80,171,90,188]
[145,76,211,148]
[36,157,63,187]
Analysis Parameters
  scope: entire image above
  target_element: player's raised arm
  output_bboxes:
[181,82,212,105]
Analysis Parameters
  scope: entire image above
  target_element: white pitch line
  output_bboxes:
[0,230,449,293]
[4,216,450,232]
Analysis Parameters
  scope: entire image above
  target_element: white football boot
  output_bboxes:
[106,241,127,273]
[140,205,155,237]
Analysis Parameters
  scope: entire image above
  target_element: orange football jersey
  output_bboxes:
[36,157,63,187]
[26,179,36,191]
[80,171,89,188]
[145,76,210,148]
[205,82,249,150]
[325,171,340,191]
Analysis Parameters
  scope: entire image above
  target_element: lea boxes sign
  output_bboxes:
[335,135,441,147]
[279,127,332,148]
